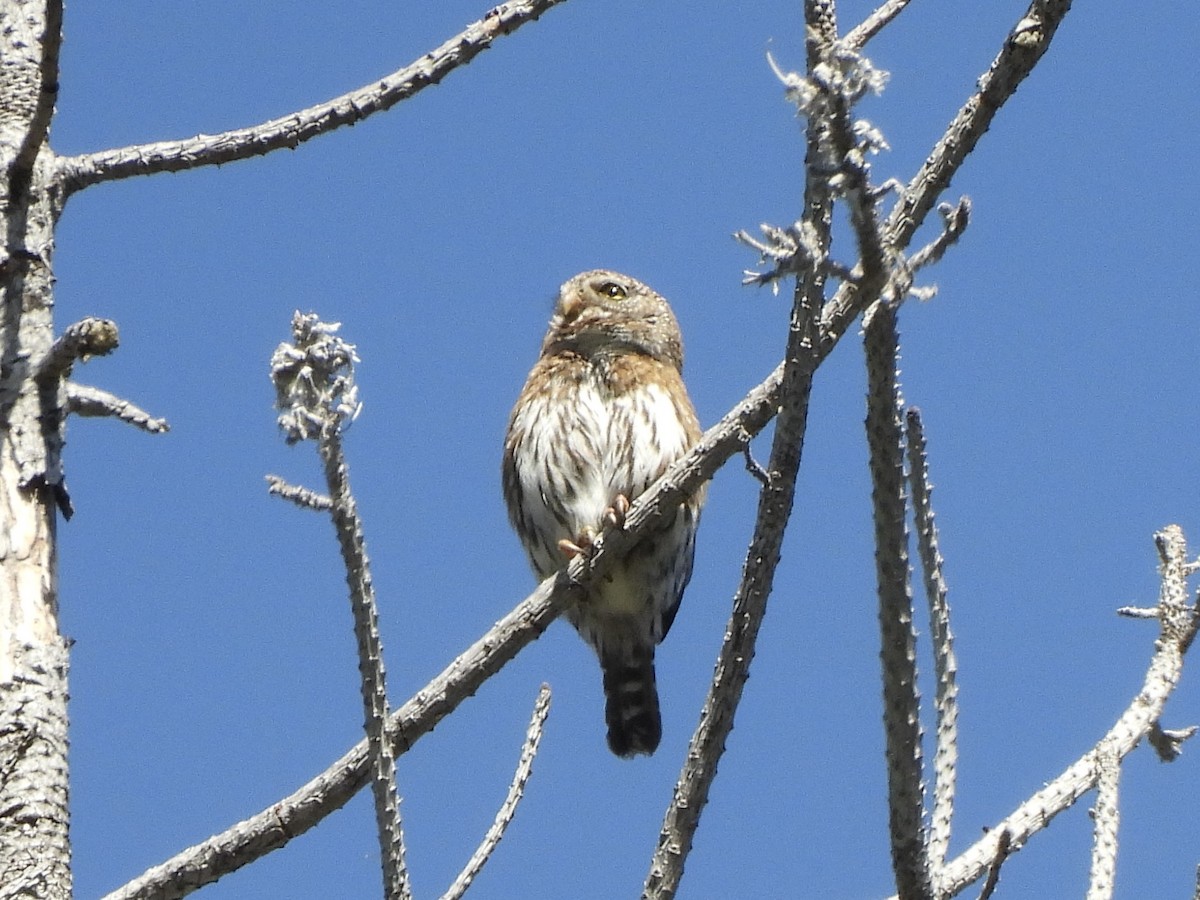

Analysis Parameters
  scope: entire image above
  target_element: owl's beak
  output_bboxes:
[559,291,584,321]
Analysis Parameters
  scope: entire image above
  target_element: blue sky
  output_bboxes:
[51,2,1199,897]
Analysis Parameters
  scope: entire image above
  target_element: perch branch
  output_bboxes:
[56,0,570,195]
[101,339,787,900]
[439,684,551,900]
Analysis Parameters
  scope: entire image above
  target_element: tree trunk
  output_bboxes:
[0,1,71,896]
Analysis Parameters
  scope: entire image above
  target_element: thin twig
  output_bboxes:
[844,0,914,50]
[905,407,959,878]
[65,383,169,434]
[1116,605,1159,619]
[56,0,570,195]
[976,829,1011,900]
[908,198,972,272]
[1085,742,1121,900]
[439,685,552,900]
[741,442,771,487]
[265,474,332,511]
[1146,722,1196,763]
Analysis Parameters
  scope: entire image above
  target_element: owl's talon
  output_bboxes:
[558,525,598,560]
[603,493,631,530]
[558,538,587,559]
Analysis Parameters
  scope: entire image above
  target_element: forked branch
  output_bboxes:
[917,526,1200,898]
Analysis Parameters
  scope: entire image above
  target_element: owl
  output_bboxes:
[502,270,705,757]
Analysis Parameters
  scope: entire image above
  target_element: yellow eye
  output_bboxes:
[599,282,627,300]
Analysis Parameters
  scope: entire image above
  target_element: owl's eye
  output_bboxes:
[598,282,627,300]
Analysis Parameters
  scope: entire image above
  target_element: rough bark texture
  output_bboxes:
[0,1,71,896]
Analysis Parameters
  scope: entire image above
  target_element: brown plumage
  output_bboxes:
[502,270,705,757]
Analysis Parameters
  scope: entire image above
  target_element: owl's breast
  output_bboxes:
[503,351,699,576]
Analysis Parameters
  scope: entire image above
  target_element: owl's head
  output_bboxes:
[542,269,685,370]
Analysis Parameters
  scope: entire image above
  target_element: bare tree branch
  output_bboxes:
[36,317,119,383]
[865,307,931,899]
[976,829,1011,900]
[55,0,570,196]
[923,526,1200,899]
[844,0,914,51]
[905,407,959,879]
[1146,722,1196,763]
[66,382,169,434]
[271,314,409,900]
[643,7,856,896]
[439,684,551,900]
[265,474,332,512]
[1085,742,1121,900]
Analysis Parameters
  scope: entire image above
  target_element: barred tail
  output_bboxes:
[600,644,661,758]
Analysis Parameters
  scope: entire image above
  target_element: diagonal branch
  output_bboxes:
[643,6,848,896]
[880,0,1073,253]
[844,0,914,50]
[66,382,169,434]
[56,0,569,196]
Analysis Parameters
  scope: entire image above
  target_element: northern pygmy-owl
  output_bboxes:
[502,270,705,757]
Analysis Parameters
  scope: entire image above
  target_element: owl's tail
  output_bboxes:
[600,644,661,757]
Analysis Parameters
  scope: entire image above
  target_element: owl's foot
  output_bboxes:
[558,525,598,560]
[558,495,630,560]
[603,493,631,530]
